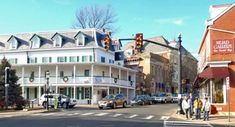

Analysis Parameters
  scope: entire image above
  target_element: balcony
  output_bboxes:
[20,76,135,88]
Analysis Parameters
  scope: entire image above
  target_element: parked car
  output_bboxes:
[130,95,145,106]
[142,95,154,105]
[152,93,173,103]
[98,94,127,109]
[39,93,77,108]
[172,93,179,103]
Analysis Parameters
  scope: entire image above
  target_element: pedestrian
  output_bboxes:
[187,95,193,120]
[193,96,203,120]
[182,96,191,120]
[177,96,184,115]
[58,95,62,108]
[202,97,210,121]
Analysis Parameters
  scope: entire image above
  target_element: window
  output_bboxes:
[28,57,37,64]
[44,70,49,78]
[8,58,17,64]
[212,78,224,103]
[84,88,90,99]
[82,56,88,62]
[57,56,67,63]
[31,36,40,48]
[42,57,52,63]
[101,57,105,63]
[102,71,105,77]
[76,34,85,46]
[53,34,62,47]
[109,59,111,63]
[89,55,92,62]
[77,56,80,62]
[84,70,90,76]
[69,56,76,62]
[9,37,18,49]
[60,71,64,78]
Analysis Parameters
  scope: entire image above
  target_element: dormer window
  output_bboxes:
[74,32,85,46]
[8,36,18,49]
[52,33,62,47]
[30,34,40,49]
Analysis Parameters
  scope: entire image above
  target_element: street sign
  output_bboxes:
[226,77,230,89]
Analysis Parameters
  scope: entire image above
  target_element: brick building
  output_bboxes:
[195,3,235,114]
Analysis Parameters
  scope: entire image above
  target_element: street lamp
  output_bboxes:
[178,34,182,94]
[45,71,50,110]
[5,67,10,110]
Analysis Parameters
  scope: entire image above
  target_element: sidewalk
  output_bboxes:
[171,112,235,126]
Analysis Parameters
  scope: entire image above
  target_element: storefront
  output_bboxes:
[196,4,235,115]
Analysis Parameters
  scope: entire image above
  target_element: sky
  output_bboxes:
[0,0,234,57]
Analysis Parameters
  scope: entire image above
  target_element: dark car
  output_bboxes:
[98,94,127,109]
[130,95,145,106]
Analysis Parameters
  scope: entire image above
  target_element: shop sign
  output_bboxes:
[212,39,234,54]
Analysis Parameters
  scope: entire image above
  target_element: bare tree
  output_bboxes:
[73,5,117,32]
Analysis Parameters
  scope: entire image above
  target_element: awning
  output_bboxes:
[199,67,229,79]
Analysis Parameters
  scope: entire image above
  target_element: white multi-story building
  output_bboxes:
[0,29,136,104]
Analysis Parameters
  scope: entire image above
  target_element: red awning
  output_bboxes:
[199,67,229,79]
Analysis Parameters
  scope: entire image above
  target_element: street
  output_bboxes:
[0,103,224,127]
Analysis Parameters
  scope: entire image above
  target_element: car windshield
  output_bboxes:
[104,95,115,99]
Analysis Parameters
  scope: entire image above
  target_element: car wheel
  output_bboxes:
[164,100,167,103]
[98,106,103,110]
[123,102,127,108]
[42,102,47,109]
[112,103,116,109]
[149,101,153,105]
[141,101,145,105]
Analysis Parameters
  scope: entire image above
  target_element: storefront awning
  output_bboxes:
[199,67,229,79]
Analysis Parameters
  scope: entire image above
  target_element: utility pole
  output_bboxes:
[178,34,182,94]
[5,67,10,110]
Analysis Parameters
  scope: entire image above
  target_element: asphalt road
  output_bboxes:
[0,103,226,127]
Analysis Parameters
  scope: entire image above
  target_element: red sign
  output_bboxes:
[212,39,234,54]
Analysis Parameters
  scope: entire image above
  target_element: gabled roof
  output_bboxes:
[51,32,63,40]
[74,31,86,38]
[208,3,235,25]
[29,34,41,41]
[7,35,18,42]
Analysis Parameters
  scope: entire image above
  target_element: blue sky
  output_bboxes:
[0,0,234,56]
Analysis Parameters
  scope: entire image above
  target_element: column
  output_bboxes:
[119,87,121,94]
[56,86,58,93]
[210,80,212,103]
[133,72,136,88]
[119,69,121,79]
[107,87,110,95]
[38,86,41,98]
[91,64,94,84]
[74,85,76,99]
[66,87,69,96]
[73,65,76,83]
[91,86,94,105]
[38,66,41,84]
[55,65,58,84]
[127,71,129,86]
[127,88,129,103]
[109,66,112,84]
[22,67,25,98]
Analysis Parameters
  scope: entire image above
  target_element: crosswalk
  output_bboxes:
[29,111,166,121]
[164,121,213,127]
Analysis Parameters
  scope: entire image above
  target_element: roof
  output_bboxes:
[0,29,116,52]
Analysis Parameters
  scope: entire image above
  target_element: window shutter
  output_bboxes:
[76,87,80,99]
[65,57,67,62]
[42,57,45,63]
[82,56,84,62]
[89,87,92,99]
[89,56,92,62]
[57,57,59,62]
[35,57,37,63]
[34,88,37,98]
[69,56,72,62]
[81,87,84,99]
[77,56,79,62]
[49,57,52,63]
[15,58,18,64]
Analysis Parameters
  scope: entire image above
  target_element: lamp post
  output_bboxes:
[5,67,10,110]
[178,34,182,94]
[45,71,50,110]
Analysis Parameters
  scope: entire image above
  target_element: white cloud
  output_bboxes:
[154,18,184,26]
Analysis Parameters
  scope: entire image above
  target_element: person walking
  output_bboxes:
[193,97,203,120]
[202,97,211,121]
[187,95,193,120]
[182,96,191,120]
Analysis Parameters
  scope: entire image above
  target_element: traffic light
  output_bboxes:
[103,36,110,51]
[136,33,143,49]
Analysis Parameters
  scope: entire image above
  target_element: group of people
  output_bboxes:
[178,95,211,121]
